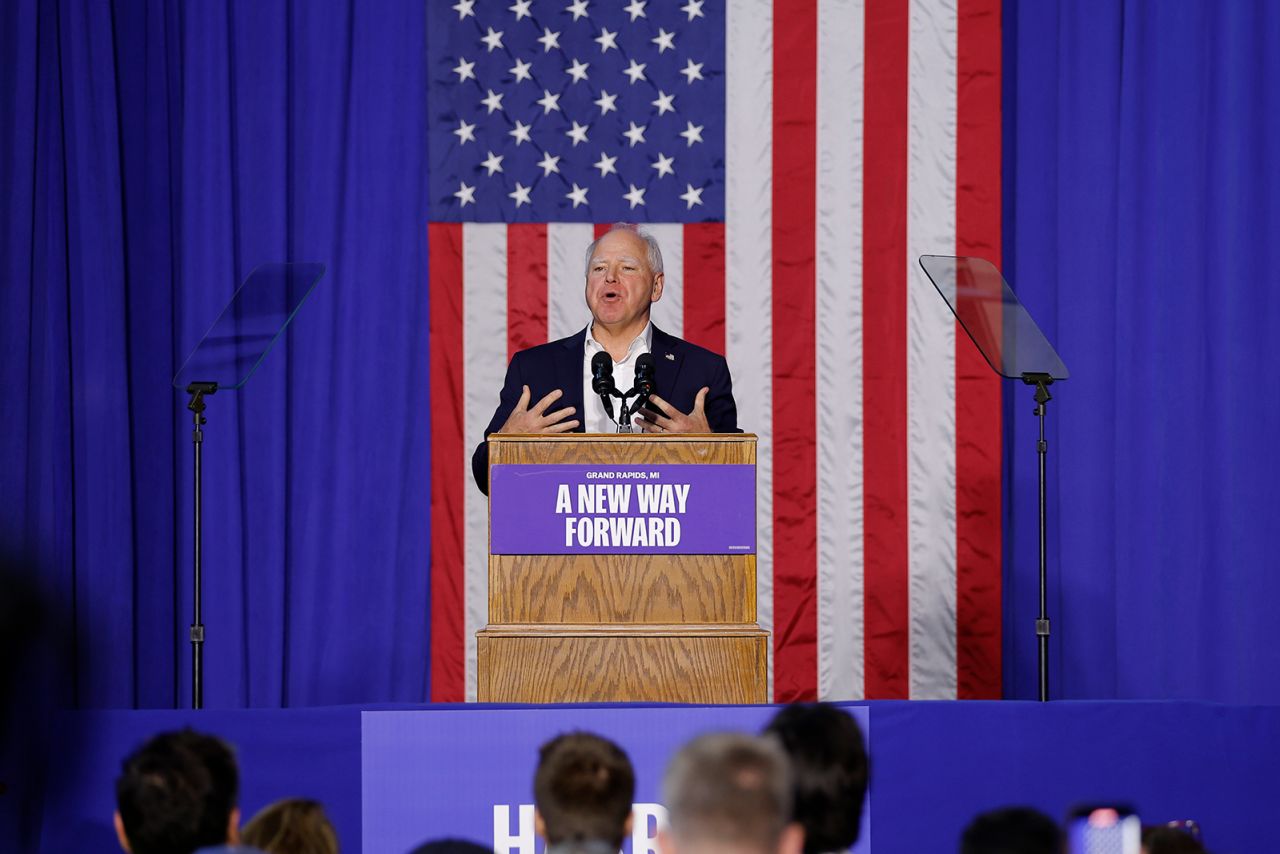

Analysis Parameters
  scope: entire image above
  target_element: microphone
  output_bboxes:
[633,353,656,400]
[591,351,616,420]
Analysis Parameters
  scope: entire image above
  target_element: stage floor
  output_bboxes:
[28,700,1280,854]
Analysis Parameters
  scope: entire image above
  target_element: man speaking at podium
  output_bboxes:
[472,224,740,494]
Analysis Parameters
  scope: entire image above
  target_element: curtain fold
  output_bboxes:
[1005,0,1280,701]
[1,0,430,708]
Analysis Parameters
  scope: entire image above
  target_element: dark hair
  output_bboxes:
[764,704,869,853]
[534,732,635,848]
[242,798,339,854]
[663,733,793,854]
[115,728,239,854]
[1142,826,1207,854]
[960,807,1062,854]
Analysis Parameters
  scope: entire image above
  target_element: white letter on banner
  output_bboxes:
[666,517,681,545]
[632,803,669,854]
[556,485,571,514]
[493,804,536,854]
[674,484,690,513]
[565,517,577,547]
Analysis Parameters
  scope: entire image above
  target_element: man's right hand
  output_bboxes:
[497,386,579,434]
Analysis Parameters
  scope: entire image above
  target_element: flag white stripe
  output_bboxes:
[645,223,683,339]
[907,0,958,699]
[548,224,592,341]
[463,223,509,702]
[725,0,775,697]
[816,0,866,701]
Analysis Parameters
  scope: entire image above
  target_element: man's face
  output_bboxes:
[585,230,664,330]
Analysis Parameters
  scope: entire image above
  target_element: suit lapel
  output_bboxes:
[650,325,685,402]
[558,329,587,432]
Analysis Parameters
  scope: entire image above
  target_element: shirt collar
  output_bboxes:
[584,321,653,358]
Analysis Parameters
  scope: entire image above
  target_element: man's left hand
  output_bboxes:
[636,388,712,434]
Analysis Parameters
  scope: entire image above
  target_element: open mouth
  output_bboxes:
[601,289,621,302]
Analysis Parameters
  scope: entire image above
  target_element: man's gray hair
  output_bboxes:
[662,733,794,854]
[583,222,664,277]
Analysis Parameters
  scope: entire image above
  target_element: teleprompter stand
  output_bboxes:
[172,263,326,709]
[918,256,1069,702]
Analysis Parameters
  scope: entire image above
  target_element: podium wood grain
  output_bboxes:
[477,625,768,703]
[481,434,766,704]
[489,554,755,624]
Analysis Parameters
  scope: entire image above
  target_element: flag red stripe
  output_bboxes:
[862,0,911,698]
[507,224,549,358]
[772,0,819,702]
[428,223,466,702]
[593,222,611,239]
[682,223,725,354]
[956,0,1004,698]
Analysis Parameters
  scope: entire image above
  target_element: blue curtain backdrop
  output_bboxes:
[4,0,1280,709]
[1003,1,1280,701]
[0,0,430,708]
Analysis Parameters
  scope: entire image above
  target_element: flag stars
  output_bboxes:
[453,57,476,82]
[594,90,618,115]
[453,119,476,144]
[595,28,619,52]
[651,152,675,178]
[566,121,591,146]
[679,121,704,146]
[454,181,476,206]
[566,183,589,208]
[480,89,505,114]
[680,183,704,208]
[651,90,676,116]
[680,59,704,84]
[453,0,476,19]
[481,27,505,52]
[623,121,647,147]
[509,58,534,83]
[508,182,532,207]
[623,59,647,84]
[624,0,646,22]
[480,150,504,176]
[593,151,618,176]
[537,89,562,113]
[508,119,533,145]
[623,183,646,208]
[537,27,561,52]
[681,0,704,20]
[652,29,676,53]
[565,0,590,21]
[509,0,533,20]
[566,58,591,83]
[537,151,562,176]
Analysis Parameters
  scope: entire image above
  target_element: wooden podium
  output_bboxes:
[476,434,768,703]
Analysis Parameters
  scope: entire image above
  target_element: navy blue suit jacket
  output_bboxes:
[471,325,740,494]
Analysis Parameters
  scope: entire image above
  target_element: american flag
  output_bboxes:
[428,0,1004,702]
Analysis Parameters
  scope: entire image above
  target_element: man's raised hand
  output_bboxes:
[637,388,712,434]
[498,386,580,434]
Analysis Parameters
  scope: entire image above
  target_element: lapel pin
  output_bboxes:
[664,352,675,360]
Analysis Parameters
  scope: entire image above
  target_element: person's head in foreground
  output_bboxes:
[959,807,1062,854]
[660,733,803,854]
[114,728,241,854]
[534,731,636,852]
[764,704,869,853]
[1142,825,1208,854]
[241,798,338,854]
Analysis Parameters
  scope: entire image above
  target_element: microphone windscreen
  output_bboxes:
[592,350,613,376]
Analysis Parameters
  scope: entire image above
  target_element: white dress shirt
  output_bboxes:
[582,322,652,433]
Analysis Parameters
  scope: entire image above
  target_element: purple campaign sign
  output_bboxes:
[361,705,871,854]
[490,464,756,554]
